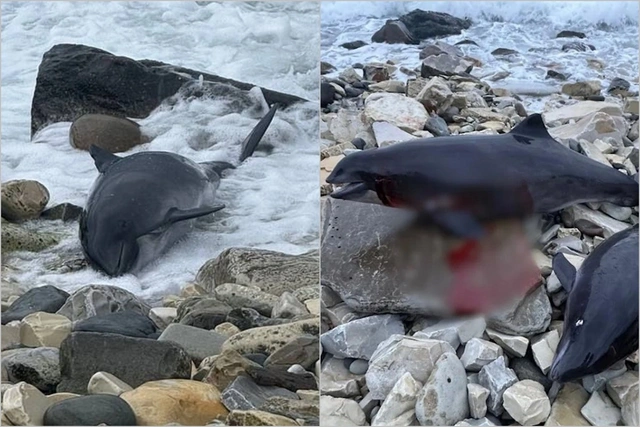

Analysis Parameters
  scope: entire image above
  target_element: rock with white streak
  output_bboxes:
[544,101,623,124]
[20,312,72,348]
[531,330,560,374]
[503,380,551,425]
[87,371,133,396]
[455,417,499,426]
[550,112,628,148]
[622,385,639,426]
[321,314,404,360]
[605,371,638,407]
[414,323,461,349]
[467,383,490,419]
[486,329,529,358]
[372,121,416,147]
[561,204,629,238]
[478,356,518,416]
[372,372,422,426]
[460,338,503,371]
[544,383,590,426]
[364,93,429,132]
[366,335,455,399]
[488,285,552,337]
[2,382,51,426]
[580,390,621,426]
[416,352,469,426]
[148,307,177,329]
[320,395,367,426]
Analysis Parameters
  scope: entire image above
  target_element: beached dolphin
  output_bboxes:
[326,114,638,238]
[79,104,278,276]
[549,224,638,382]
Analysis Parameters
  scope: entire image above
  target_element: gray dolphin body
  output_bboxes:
[80,104,278,276]
[326,114,638,237]
[549,224,638,382]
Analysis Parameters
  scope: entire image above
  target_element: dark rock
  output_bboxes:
[491,48,519,56]
[556,30,586,39]
[341,41,368,50]
[441,106,460,123]
[351,137,366,150]
[546,70,568,81]
[246,365,318,392]
[321,82,336,108]
[43,395,136,426]
[259,396,320,426]
[371,20,419,45]
[455,39,479,47]
[425,115,450,136]
[31,44,304,137]
[344,86,364,98]
[244,353,269,366]
[2,347,60,394]
[41,203,83,222]
[56,284,150,322]
[2,285,69,324]
[175,296,232,330]
[57,332,191,393]
[510,357,553,393]
[264,335,319,370]
[321,62,336,75]
[158,323,227,364]
[421,54,473,78]
[608,77,631,94]
[226,308,289,330]
[363,64,390,82]
[562,42,595,52]
[586,95,606,102]
[399,10,471,39]
[419,41,463,60]
[72,311,159,338]
[221,375,299,411]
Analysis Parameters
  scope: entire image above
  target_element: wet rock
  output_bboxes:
[226,410,298,426]
[69,114,148,153]
[372,372,422,426]
[487,285,551,337]
[341,40,368,50]
[491,48,519,56]
[556,30,586,38]
[608,77,631,96]
[56,284,150,321]
[580,390,621,426]
[321,83,335,108]
[264,335,319,370]
[73,311,158,339]
[399,10,471,39]
[544,382,590,426]
[214,283,278,317]
[1,180,50,222]
[421,54,473,78]
[20,312,72,348]
[562,42,595,52]
[485,329,529,358]
[2,347,60,394]
[196,248,318,295]
[221,375,298,411]
[503,380,551,425]
[468,383,490,419]
[371,20,418,45]
[57,332,191,393]
[222,318,319,356]
[460,338,503,371]
[246,365,317,392]
[543,100,623,123]
[158,323,227,364]
[43,394,136,426]
[121,379,228,426]
[87,371,133,396]
[366,335,455,399]
[40,203,83,222]
[622,385,639,426]
[321,314,404,360]
[2,382,51,426]
[272,292,309,319]
[364,93,429,131]
[510,357,553,393]
[321,62,336,75]
[561,204,629,238]
[2,286,69,325]
[478,356,518,416]
[321,395,367,426]
[531,330,560,374]
[416,352,469,425]
[546,70,568,81]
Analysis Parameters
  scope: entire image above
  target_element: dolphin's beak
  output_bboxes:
[95,240,138,277]
[330,182,384,205]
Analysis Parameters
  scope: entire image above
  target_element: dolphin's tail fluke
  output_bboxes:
[239,104,279,162]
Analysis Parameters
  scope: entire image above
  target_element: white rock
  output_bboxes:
[485,329,529,358]
[455,417,499,426]
[328,109,371,144]
[600,202,633,221]
[372,121,416,147]
[622,385,639,426]
[304,298,320,316]
[149,307,177,329]
[580,390,621,426]
[503,380,551,425]
[87,371,133,396]
[415,317,485,348]
[1,322,21,351]
[544,101,623,124]
[321,357,361,398]
[320,395,367,426]
[416,76,453,111]
[531,330,560,374]
[467,383,490,419]
[562,204,630,238]
[578,139,613,166]
[606,371,638,407]
[414,323,461,350]
[550,112,628,148]
[460,338,503,372]
[372,372,422,426]
[364,93,429,132]
[272,291,309,318]
[416,352,469,425]
[19,312,72,348]
[214,322,241,337]
[2,382,51,426]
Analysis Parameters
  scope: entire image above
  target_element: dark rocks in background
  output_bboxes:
[546,70,568,81]
[321,83,336,108]
[491,48,519,56]
[608,77,631,95]
[341,41,368,50]
[371,20,419,45]
[455,39,480,47]
[72,311,159,339]
[41,203,84,222]
[556,30,586,39]
[2,285,69,325]
[43,395,136,426]
[321,61,336,75]
[561,42,595,52]
[399,10,471,39]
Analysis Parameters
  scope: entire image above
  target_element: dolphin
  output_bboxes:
[326,114,638,238]
[549,224,638,382]
[79,104,278,277]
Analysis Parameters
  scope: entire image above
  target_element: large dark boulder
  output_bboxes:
[57,332,191,394]
[2,285,69,324]
[371,20,418,45]
[399,10,471,40]
[30,44,306,137]
[43,395,136,426]
[72,311,159,338]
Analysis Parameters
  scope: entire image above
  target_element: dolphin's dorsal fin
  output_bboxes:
[552,253,577,293]
[510,114,554,141]
[239,103,278,162]
[89,145,121,173]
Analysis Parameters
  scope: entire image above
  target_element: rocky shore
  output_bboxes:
[320,9,639,427]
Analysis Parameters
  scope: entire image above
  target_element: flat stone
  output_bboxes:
[264,335,319,370]
[372,372,422,425]
[221,375,298,411]
[366,335,455,399]
[56,284,149,321]
[226,410,298,426]
[543,101,623,124]
[562,80,601,97]
[1,219,59,253]
[2,382,51,426]
[2,347,60,394]
[272,291,309,319]
[416,352,469,425]
[72,310,158,339]
[320,395,367,426]
[468,383,490,418]
[421,53,473,78]
[563,204,631,238]
[148,307,177,329]
[414,323,461,349]
[369,80,405,93]
[478,356,518,416]
[606,371,639,407]
[214,321,241,337]
[601,202,633,221]
[40,203,83,222]
[503,380,551,425]
[304,299,320,316]
[544,383,590,426]
[2,286,69,325]
[531,330,560,374]
[43,394,136,426]
[57,332,191,394]
[87,371,133,396]
[19,312,71,348]
[259,396,319,425]
[486,329,529,358]
[460,338,503,372]
[1,180,50,222]
[580,390,621,426]
[214,283,278,317]
[487,285,552,337]
[622,385,639,426]
[121,379,228,426]
[158,323,227,364]
[321,314,404,360]
[2,322,21,351]
[372,121,416,147]
[364,93,429,132]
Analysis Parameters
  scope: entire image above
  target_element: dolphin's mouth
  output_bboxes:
[330,182,367,199]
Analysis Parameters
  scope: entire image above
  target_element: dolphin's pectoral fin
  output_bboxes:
[165,205,226,224]
[427,211,486,240]
[199,161,235,180]
[239,103,279,162]
[552,253,576,293]
[89,145,122,173]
